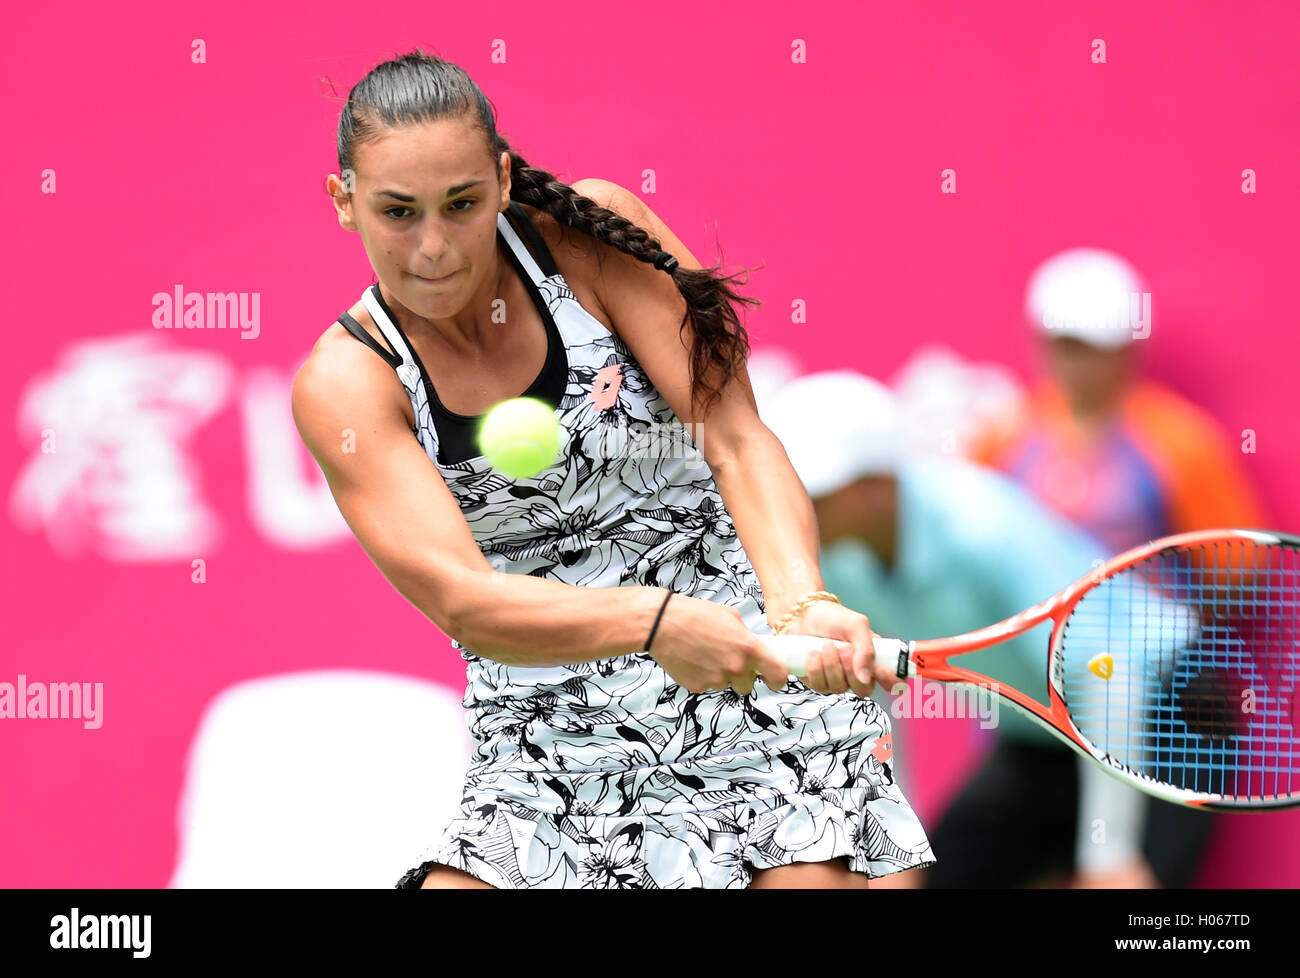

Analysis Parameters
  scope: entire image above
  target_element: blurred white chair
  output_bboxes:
[169,670,471,888]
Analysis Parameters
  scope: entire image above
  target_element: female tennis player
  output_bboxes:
[293,49,935,889]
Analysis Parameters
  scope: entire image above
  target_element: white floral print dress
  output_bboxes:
[337,202,936,888]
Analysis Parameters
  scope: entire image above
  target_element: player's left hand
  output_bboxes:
[780,600,901,698]
[1067,857,1161,889]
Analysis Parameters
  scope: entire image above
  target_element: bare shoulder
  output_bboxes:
[516,179,631,256]
[533,178,693,314]
[526,179,657,262]
[293,310,414,437]
[515,182,664,338]
[569,178,652,223]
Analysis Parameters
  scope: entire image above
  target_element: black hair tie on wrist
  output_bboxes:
[653,251,679,274]
[645,589,673,652]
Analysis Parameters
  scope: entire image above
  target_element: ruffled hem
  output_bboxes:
[395,784,935,889]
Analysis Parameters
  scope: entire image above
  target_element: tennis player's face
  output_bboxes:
[343,116,508,319]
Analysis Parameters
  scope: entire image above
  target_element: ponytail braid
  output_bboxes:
[500,140,760,420]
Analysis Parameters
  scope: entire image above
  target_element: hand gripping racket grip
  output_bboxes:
[758,634,915,681]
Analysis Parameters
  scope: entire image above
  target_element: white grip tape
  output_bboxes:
[758,634,912,679]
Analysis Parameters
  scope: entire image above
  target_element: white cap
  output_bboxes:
[1025,248,1148,349]
[758,370,901,499]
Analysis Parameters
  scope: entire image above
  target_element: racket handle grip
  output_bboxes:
[758,634,914,681]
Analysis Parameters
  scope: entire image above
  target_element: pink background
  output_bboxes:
[3,0,1298,887]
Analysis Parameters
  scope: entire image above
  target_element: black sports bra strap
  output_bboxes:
[506,201,559,278]
[337,310,402,369]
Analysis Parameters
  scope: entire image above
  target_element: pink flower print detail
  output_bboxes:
[869,733,894,763]
[590,363,623,410]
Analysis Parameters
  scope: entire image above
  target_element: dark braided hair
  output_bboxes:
[335,48,759,420]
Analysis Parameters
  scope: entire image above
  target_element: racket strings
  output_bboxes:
[1058,536,1300,804]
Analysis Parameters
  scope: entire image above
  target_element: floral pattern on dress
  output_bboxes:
[352,204,936,888]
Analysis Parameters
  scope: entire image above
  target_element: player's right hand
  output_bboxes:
[645,594,790,696]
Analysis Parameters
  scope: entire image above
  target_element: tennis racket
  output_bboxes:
[758,528,1300,811]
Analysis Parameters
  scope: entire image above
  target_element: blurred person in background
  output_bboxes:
[970,247,1270,887]
[761,371,1151,889]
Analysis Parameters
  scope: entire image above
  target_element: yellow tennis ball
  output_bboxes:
[477,397,562,479]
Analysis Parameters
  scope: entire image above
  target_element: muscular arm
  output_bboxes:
[571,178,825,627]
[709,432,829,628]
[291,335,665,666]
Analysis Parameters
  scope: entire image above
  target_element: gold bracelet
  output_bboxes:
[771,590,841,635]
